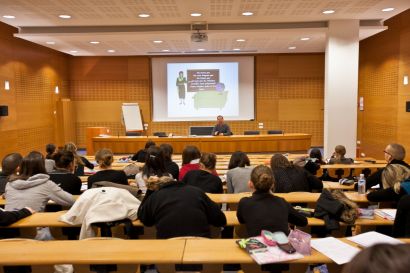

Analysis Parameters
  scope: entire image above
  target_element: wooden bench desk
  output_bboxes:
[322,181,354,191]
[182,238,410,265]
[206,192,369,204]
[0,239,185,265]
[3,210,392,229]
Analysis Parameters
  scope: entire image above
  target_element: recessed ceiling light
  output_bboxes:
[382,7,395,12]
[322,10,335,14]
[46,41,56,45]
[242,11,254,16]
[162,49,170,52]
[153,40,163,44]
[59,14,71,19]
[69,50,78,53]
[236,39,246,42]
[197,48,205,51]
[89,41,100,44]
[138,13,150,18]
[233,48,241,51]
[107,49,115,53]
[190,12,202,17]
[300,37,310,41]
[288,46,296,50]
[2,15,15,19]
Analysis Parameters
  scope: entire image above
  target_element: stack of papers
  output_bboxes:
[311,237,360,264]
[347,231,403,247]
[375,209,397,220]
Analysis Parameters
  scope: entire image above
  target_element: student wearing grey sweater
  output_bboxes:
[226,151,254,193]
[5,151,75,212]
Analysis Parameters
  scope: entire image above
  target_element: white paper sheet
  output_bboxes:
[347,231,403,248]
[311,237,360,265]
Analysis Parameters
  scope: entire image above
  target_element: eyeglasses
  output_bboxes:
[384,150,392,156]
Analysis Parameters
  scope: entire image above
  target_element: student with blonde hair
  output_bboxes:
[87,148,128,189]
[64,142,94,176]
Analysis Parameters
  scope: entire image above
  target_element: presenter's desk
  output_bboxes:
[92,134,311,154]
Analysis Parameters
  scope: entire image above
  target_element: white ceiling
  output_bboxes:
[0,0,409,56]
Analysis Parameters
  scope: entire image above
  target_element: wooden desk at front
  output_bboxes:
[92,134,312,154]
[1,238,409,266]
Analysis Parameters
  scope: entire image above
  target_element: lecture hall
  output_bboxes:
[1,1,410,273]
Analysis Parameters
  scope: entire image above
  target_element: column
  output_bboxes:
[324,20,360,158]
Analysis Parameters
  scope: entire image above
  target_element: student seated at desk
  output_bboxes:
[179,145,218,180]
[131,140,155,163]
[64,142,94,176]
[49,150,82,195]
[366,143,410,190]
[135,146,171,194]
[0,153,22,195]
[138,176,226,239]
[367,164,410,203]
[182,153,223,194]
[87,148,128,189]
[293,148,324,176]
[45,143,57,172]
[226,151,254,193]
[237,165,307,273]
[270,154,323,193]
[328,145,354,164]
[160,143,179,180]
[237,165,308,237]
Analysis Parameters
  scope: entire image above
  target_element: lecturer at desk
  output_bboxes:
[212,115,232,136]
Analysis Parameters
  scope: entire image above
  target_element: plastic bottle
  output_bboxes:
[358,174,366,194]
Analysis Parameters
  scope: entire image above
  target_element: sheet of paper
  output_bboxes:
[375,209,397,220]
[347,231,403,248]
[311,237,360,265]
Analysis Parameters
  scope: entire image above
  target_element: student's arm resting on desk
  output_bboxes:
[367,187,405,203]
[203,194,227,227]
[0,208,32,226]
[81,157,94,170]
[46,181,75,207]
[287,202,308,227]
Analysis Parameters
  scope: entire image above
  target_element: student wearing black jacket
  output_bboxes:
[237,165,307,237]
[87,149,128,189]
[182,153,223,194]
[0,207,33,226]
[49,150,82,195]
[159,143,179,180]
[270,154,323,193]
[138,176,226,239]
[366,143,410,189]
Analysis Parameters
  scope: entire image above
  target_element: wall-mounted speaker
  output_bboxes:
[0,105,9,116]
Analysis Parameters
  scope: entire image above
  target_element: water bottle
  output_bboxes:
[358,174,366,194]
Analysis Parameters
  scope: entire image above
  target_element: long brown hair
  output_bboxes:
[250,165,275,192]
[9,151,46,181]
[64,142,84,166]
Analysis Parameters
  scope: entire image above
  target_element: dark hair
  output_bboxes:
[10,151,46,181]
[95,148,113,168]
[45,143,56,159]
[1,153,23,176]
[145,140,156,150]
[342,243,410,273]
[250,165,275,192]
[200,153,217,170]
[53,150,75,169]
[270,154,291,169]
[387,143,406,161]
[228,151,250,170]
[160,143,173,162]
[182,145,201,165]
[309,148,324,164]
[143,146,168,178]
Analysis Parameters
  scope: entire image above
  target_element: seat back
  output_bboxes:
[244,130,260,135]
[267,130,283,134]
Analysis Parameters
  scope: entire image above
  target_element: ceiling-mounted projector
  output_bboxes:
[191,30,208,42]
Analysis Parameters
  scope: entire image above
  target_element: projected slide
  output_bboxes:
[167,62,239,118]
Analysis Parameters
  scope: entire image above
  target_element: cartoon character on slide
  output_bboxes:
[176,71,187,105]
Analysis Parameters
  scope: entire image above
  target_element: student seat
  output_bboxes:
[267,130,283,134]
[244,130,260,135]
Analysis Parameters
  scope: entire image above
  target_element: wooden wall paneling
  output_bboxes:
[56,99,77,146]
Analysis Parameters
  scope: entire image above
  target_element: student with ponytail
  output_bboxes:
[237,165,308,237]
